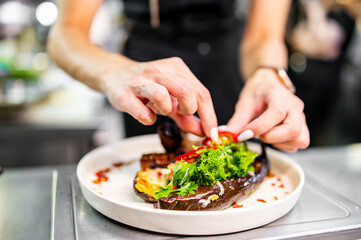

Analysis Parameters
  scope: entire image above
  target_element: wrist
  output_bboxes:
[252,66,296,93]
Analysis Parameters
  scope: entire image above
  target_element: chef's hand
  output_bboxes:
[226,68,310,151]
[102,56,217,137]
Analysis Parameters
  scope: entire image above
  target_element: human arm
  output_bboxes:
[47,0,217,136]
[227,0,310,151]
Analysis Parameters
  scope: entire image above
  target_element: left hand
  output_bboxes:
[226,68,310,152]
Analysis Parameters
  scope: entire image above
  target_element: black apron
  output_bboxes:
[122,0,244,137]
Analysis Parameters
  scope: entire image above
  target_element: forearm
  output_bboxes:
[241,37,288,80]
[47,23,133,93]
[240,0,291,79]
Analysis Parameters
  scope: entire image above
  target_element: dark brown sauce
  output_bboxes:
[113,162,124,167]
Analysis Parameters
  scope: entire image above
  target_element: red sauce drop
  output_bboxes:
[104,225,107,227]
[274,196,278,200]
[93,168,110,184]
[279,183,285,188]
[277,177,281,181]
[257,199,266,203]
[271,183,276,186]
[233,204,244,208]
[268,172,275,178]
[157,171,162,178]
[284,191,289,195]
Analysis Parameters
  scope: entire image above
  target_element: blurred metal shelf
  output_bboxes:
[0,122,98,167]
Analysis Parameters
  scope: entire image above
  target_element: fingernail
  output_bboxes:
[237,130,254,142]
[217,125,227,131]
[210,127,219,142]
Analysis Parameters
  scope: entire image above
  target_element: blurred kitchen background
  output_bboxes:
[0,0,360,168]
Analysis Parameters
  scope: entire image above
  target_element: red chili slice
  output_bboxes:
[218,130,237,139]
[202,137,212,146]
[178,130,239,162]
[202,131,237,146]
[175,146,217,162]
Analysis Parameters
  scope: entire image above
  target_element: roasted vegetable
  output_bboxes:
[134,168,170,203]
[135,122,186,202]
[134,122,269,210]
[158,122,184,153]
[156,145,269,210]
[140,153,176,171]
[139,122,193,171]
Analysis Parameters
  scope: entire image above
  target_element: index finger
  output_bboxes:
[157,75,197,115]
[195,86,218,137]
[168,85,217,137]
[175,63,218,137]
[157,58,217,136]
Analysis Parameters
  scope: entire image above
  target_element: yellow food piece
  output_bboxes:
[135,168,169,197]
[167,163,175,171]
[209,195,219,201]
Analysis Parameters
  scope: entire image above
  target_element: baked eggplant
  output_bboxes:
[156,144,269,210]
[134,122,270,210]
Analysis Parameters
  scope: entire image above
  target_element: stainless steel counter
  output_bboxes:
[1,145,361,240]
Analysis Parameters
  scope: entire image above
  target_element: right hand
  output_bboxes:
[101,56,217,137]
[226,68,310,152]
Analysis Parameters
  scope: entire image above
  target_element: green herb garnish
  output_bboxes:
[154,142,257,200]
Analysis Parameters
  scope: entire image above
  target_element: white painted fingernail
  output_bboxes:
[217,125,227,131]
[210,127,219,142]
[237,130,254,142]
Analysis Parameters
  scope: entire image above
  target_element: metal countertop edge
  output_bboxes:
[51,170,58,240]
[257,223,361,240]
[70,175,79,240]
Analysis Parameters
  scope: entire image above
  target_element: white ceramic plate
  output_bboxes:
[77,134,305,235]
